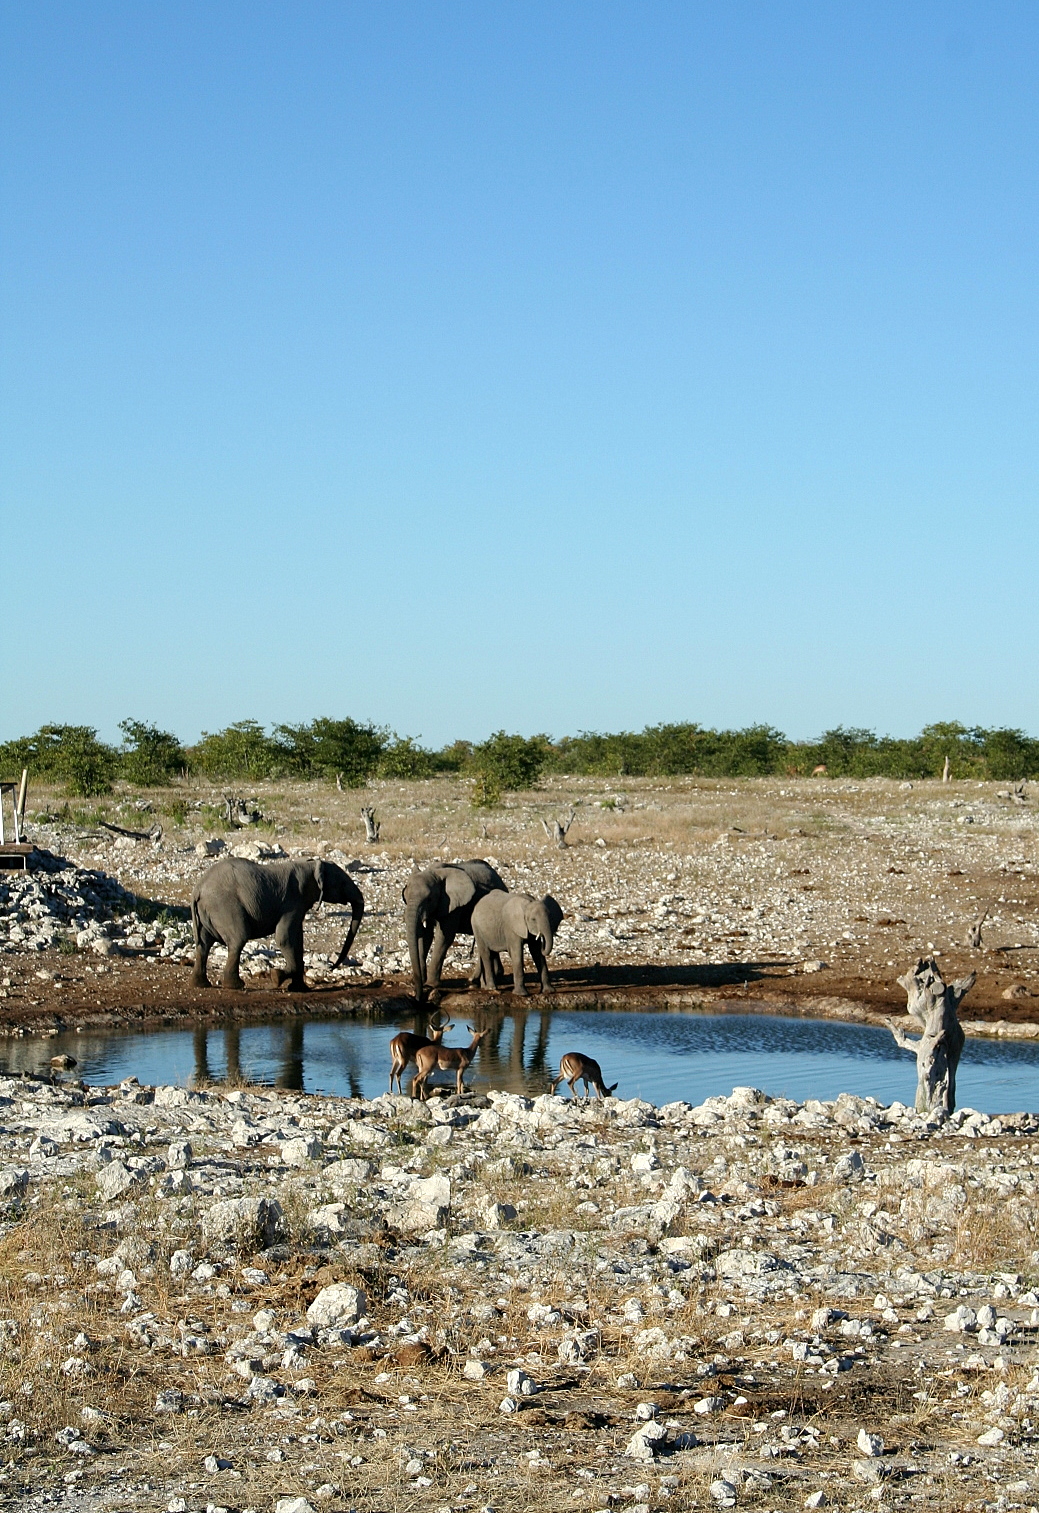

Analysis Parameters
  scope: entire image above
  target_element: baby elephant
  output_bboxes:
[470,891,563,996]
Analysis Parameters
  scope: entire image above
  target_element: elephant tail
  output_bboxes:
[190,888,202,944]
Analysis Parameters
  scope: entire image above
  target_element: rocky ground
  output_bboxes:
[0,1074,1038,1513]
[2,774,1039,1510]
[1,774,1038,1033]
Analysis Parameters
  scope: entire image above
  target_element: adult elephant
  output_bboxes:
[471,891,564,997]
[190,857,364,992]
[403,858,507,1003]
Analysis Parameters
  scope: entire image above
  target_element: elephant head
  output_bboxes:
[403,864,480,1001]
[311,860,365,968]
[525,893,563,955]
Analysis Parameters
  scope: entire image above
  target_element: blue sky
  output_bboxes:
[2,2,1036,747]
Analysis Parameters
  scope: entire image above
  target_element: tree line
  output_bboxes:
[2,718,1038,799]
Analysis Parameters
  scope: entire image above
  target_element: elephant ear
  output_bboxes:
[441,866,478,913]
[313,859,327,903]
[543,894,564,932]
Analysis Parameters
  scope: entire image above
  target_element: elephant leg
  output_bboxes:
[220,935,246,992]
[475,943,497,991]
[529,939,552,994]
[275,916,307,992]
[426,927,454,997]
[191,930,214,989]
[508,935,528,997]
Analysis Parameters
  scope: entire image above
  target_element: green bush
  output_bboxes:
[274,717,388,785]
[190,721,285,780]
[119,719,186,786]
[471,730,550,791]
[379,736,440,780]
[469,771,502,808]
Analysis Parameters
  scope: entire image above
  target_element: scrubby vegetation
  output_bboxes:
[2,717,1037,796]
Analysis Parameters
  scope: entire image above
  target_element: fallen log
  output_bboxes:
[99,821,162,843]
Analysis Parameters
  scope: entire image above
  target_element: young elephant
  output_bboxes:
[402,858,507,1003]
[470,891,563,997]
[191,857,364,992]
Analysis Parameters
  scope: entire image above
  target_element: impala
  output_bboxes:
[388,1012,452,1095]
[411,1026,490,1101]
[550,1052,618,1100]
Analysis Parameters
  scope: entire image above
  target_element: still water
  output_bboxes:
[4,1006,1039,1114]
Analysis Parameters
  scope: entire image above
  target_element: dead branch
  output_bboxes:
[360,806,380,843]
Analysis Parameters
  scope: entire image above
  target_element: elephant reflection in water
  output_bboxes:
[191,1022,307,1090]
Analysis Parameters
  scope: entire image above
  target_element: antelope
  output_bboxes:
[388,1012,452,1095]
[411,1026,490,1101]
[550,1052,617,1100]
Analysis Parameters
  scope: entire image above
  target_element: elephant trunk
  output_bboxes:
[404,900,427,1001]
[331,881,364,970]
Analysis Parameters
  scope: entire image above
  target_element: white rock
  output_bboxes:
[977,1427,1005,1447]
[201,1196,285,1249]
[506,1368,535,1397]
[943,1305,977,1334]
[463,1359,487,1381]
[856,1428,884,1457]
[167,1140,192,1170]
[306,1284,366,1330]
[625,1421,667,1461]
[275,1500,318,1513]
[710,1481,737,1508]
[281,1134,322,1166]
[95,1162,134,1200]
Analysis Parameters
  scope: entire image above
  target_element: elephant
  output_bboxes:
[403,858,507,1002]
[190,857,364,992]
[470,890,564,997]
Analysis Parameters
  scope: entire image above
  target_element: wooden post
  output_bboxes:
[888,955,975,1114]
[16,769,27,839]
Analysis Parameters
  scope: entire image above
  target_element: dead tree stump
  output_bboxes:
[541,809,576,848]
[889,955,975,1115]
[360,806,380,843]
[966,908,988,950]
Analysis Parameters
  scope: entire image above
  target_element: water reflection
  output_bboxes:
[2,1006,1038,1115]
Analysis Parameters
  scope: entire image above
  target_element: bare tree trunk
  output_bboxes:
[942,756,951,783]
[360,806,380,843]
[966,908,988,950]
[889,955,975,1114]
[541,809,576,848]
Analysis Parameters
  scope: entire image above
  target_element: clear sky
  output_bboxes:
[2,2,1036,747]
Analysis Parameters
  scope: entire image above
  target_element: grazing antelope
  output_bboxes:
[411,1026,490,1101]
[550,1052,617,1100]
[388,1013,452,1094]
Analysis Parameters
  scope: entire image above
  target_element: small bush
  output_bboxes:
[470,772,502,808]
[118,720,186,786]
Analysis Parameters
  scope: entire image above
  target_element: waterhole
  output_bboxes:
[5,1006,1038,1112]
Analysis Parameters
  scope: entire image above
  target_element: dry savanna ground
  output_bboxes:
[2,772,1039,1027]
